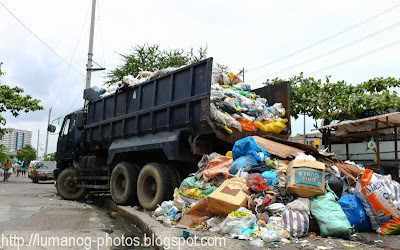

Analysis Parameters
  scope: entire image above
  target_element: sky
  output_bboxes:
[1,0,400,157]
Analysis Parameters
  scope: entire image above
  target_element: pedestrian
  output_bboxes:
[16,164,21,177]
[21,162,26,178]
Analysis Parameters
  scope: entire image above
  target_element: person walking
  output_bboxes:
[21,162,26,178]
[16,164,21,177]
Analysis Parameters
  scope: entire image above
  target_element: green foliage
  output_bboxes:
[263,73,400,120]
[0,144,9,163]
[106,44,208,84]
[16,145,37,165]
[0,62,44,139]
[43,153,56,161]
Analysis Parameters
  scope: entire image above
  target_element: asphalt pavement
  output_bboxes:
[0,176,143,250]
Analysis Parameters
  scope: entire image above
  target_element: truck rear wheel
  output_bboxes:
[137,162,174,210]
[57,168,88,200]
[110,162,140,205]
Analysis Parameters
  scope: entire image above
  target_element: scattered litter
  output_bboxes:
[147,134,400,247]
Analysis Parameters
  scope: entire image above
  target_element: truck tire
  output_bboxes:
[57,168,88,200]
[110,162,140,205]
[137,162,174,210]
[165,165,182,190]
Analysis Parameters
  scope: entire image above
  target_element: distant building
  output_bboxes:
[0,128,32,151]
[290,132,322,149]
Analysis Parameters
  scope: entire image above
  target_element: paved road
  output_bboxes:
[0,176,141,250]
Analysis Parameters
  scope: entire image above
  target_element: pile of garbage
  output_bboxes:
[152,136,400,246]
[90,67,288,135]
[210,70,287,134]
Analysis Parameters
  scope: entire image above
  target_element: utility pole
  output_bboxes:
[44,107,52,156]
[36,130,40,160]
[86,0,96,89]
[303,114,306,145]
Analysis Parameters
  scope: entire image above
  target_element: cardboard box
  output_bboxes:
[286,159,325,198]
[208,177,249,216]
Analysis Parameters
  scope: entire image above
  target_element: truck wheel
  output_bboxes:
[165,165,182,190]
[57,168,88,200]
[137,163,174,210]
[110,162,140,205]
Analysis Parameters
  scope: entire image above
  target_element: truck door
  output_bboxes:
[56,114,77,163]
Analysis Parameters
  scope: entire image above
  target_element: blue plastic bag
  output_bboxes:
[338,194,372,232]
[261,171,277,186]
[232,136,270,162]
[229,155,257,175]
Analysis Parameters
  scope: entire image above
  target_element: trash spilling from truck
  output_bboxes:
[89,67,288,135]
[151,135,400,246]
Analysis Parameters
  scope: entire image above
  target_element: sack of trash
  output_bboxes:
[354,169,400,235]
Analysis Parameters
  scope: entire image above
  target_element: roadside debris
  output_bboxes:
[151,135,400,246]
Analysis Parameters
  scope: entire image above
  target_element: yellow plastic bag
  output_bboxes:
[225,151,233,158]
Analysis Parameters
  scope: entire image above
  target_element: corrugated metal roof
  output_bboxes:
[313,112,400,131]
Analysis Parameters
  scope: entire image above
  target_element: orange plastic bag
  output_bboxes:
[237,118,259,132]
[203,156,233,184]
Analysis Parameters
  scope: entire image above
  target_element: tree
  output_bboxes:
[16,145,37,165]
[43,153,56,161]
[263,73,400,122]
[0,144,9,163]
[0,62,44,139]
[106,44,208,84]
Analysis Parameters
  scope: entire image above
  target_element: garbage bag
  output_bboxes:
[176,197,212,228]
[310,183,354,237]
[248,173,268,191]
[265,217,291,239]
[229,155,257,175]
[261,170,278,186]
[237,118,259,131]
[260,228,281,242]
[282,209,310,237]
[287,197,311,215]
[179,176,202,191]
[338,194,372,232]
[232,136,270,162]
[203,156,233,185]
[354,169,400,235]
[220,207,256,235]
[325,170,345,198]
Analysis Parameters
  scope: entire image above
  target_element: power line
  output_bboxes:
[246,2,400,73]
[306,39,400,76]
[0,1,86,77]
[248,20,400,82]
[51,2,91,109]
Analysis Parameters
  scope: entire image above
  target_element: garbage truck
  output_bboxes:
[50,58,291,210]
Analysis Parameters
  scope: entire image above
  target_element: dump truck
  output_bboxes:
[50,58,291,210]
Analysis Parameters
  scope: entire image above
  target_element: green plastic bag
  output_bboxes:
[310,182,354,237]
[179,176,202,191]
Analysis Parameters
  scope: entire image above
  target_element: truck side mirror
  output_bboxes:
[76,112,84,129]
[48,124,56,133]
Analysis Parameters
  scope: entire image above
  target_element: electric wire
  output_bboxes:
[247,20,400,82]
[51,2,91,109]
[306,39,400,76]
[0,1,86,77]
[246,2,400,73]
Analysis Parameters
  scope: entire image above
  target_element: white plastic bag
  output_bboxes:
[220,207,256,235]
[287,197,311,215]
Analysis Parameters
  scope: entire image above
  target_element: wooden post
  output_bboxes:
[395,125,398,165]
[376,122,381,172]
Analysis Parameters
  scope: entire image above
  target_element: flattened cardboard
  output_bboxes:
[286,159,325,198]
[208,177,249,216]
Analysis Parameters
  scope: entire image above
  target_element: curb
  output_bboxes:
[103,200,246,250]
